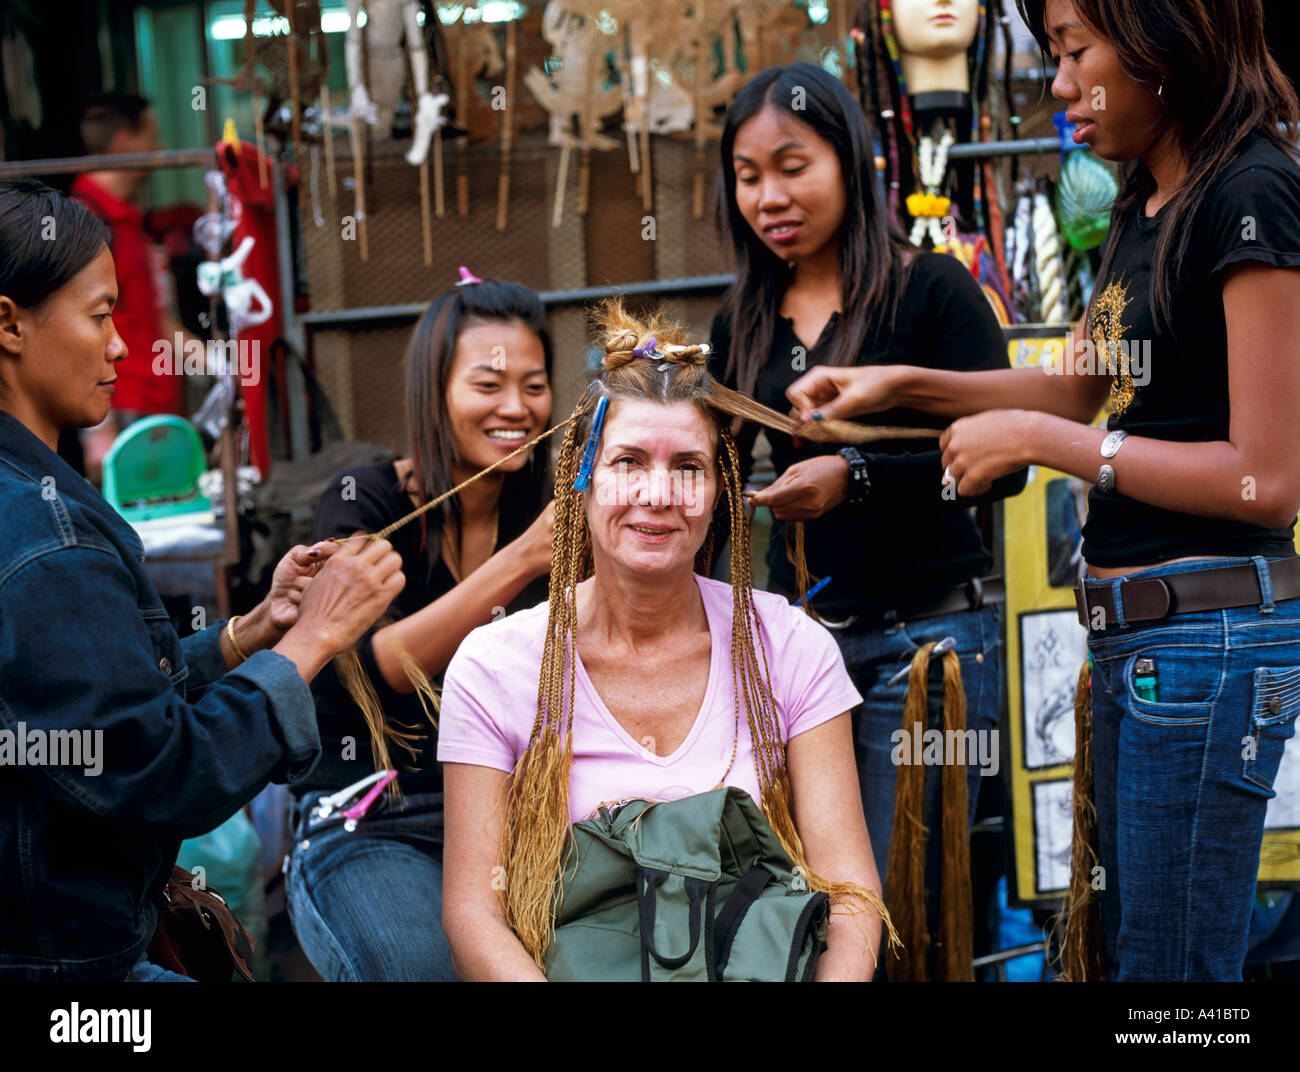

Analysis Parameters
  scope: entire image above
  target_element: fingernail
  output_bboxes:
[307,549,321,559]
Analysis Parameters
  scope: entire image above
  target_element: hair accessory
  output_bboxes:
[632,337,659,357]
[456,266,483,286]
[795,576,832,608]
[572,396,609,491]
[342,769,399,824]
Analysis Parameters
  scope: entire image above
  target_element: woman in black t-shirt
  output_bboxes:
[285,277,555,981]
[711,62,1027,979]
[787,0,1300,981]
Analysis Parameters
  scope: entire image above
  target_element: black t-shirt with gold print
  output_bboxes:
[1081,134,1300,567]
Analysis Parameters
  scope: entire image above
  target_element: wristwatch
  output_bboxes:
[838,447,871,504]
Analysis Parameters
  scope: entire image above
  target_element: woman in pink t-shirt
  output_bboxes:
[439,301,887,981]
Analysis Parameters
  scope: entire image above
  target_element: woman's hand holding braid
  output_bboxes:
[270,535,406,684]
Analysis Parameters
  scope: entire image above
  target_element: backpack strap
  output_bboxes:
[637,868,714,982]
[711,866,773,980]
[786,892,831,982]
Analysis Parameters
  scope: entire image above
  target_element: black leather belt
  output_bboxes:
[906,575,1005,622]
[1074,556,1300,632]
[819,576,1005,631]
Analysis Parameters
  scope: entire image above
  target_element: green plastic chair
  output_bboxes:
[102,415,213,523]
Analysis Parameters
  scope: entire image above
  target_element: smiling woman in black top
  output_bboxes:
[710,62,1026,978]
[285,277,555,981]
[786,0,1300,981]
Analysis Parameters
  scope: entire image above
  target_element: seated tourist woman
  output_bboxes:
[438,303,890,981]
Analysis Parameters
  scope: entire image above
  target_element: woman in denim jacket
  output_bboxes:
[0,179,405,981]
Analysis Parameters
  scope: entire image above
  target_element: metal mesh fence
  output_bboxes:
[303,131,735,451]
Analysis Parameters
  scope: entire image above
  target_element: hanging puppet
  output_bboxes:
[524,1,622,226]
[343,0,450,165]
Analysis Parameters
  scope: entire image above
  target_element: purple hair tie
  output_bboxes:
[633,337,658,357]
[456,266,483,287]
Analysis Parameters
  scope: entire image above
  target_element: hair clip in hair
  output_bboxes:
[455,266,483,287]
[632,336,659,358]
[657,362,673,372]
[572,396,609,492]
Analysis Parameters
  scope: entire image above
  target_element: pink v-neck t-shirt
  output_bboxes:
[437,574,863,823]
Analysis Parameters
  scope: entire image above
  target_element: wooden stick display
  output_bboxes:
[320,83,337,198]
[348,107,370,261]
[496,18,517,232]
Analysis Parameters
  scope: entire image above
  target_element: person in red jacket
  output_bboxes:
[72,93,198,483]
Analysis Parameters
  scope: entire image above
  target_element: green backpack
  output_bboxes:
[545,786,830,982]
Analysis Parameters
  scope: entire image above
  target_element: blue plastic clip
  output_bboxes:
[573,396,609,491]
[795,575,831,607]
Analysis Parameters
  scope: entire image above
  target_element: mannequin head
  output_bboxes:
[890,0,981,94]
[855,0,1011,223]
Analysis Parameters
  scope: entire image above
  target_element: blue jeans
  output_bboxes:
[126,956,194,982]
[1085,555,1300,981]
[832,603,1004,972]
[286,790,457,981]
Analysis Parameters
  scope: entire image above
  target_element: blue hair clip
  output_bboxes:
[632,337,659,358]
[573,396,609,491]
[794,575,832,608]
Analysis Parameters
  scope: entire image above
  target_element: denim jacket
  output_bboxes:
[0,411,321,980]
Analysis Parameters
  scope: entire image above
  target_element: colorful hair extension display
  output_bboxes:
[855,0,1015,262]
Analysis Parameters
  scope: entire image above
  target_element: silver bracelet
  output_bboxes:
[1100,429,1128,459]
[1097,464,1116,493]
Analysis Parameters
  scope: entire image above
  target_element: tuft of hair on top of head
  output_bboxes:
[591,297,710,372]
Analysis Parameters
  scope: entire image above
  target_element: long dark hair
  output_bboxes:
[714,63,912,399]
[404,279,553,573]
[1017,0,1300,331]
[0,178,110,310]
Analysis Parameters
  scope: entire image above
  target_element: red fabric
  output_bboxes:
[71,175,182,416]
[217,142,279,474]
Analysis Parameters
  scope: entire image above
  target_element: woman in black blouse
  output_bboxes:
[710,62,1026,978]
[786,0,1300,981]
[286,277,555,981]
